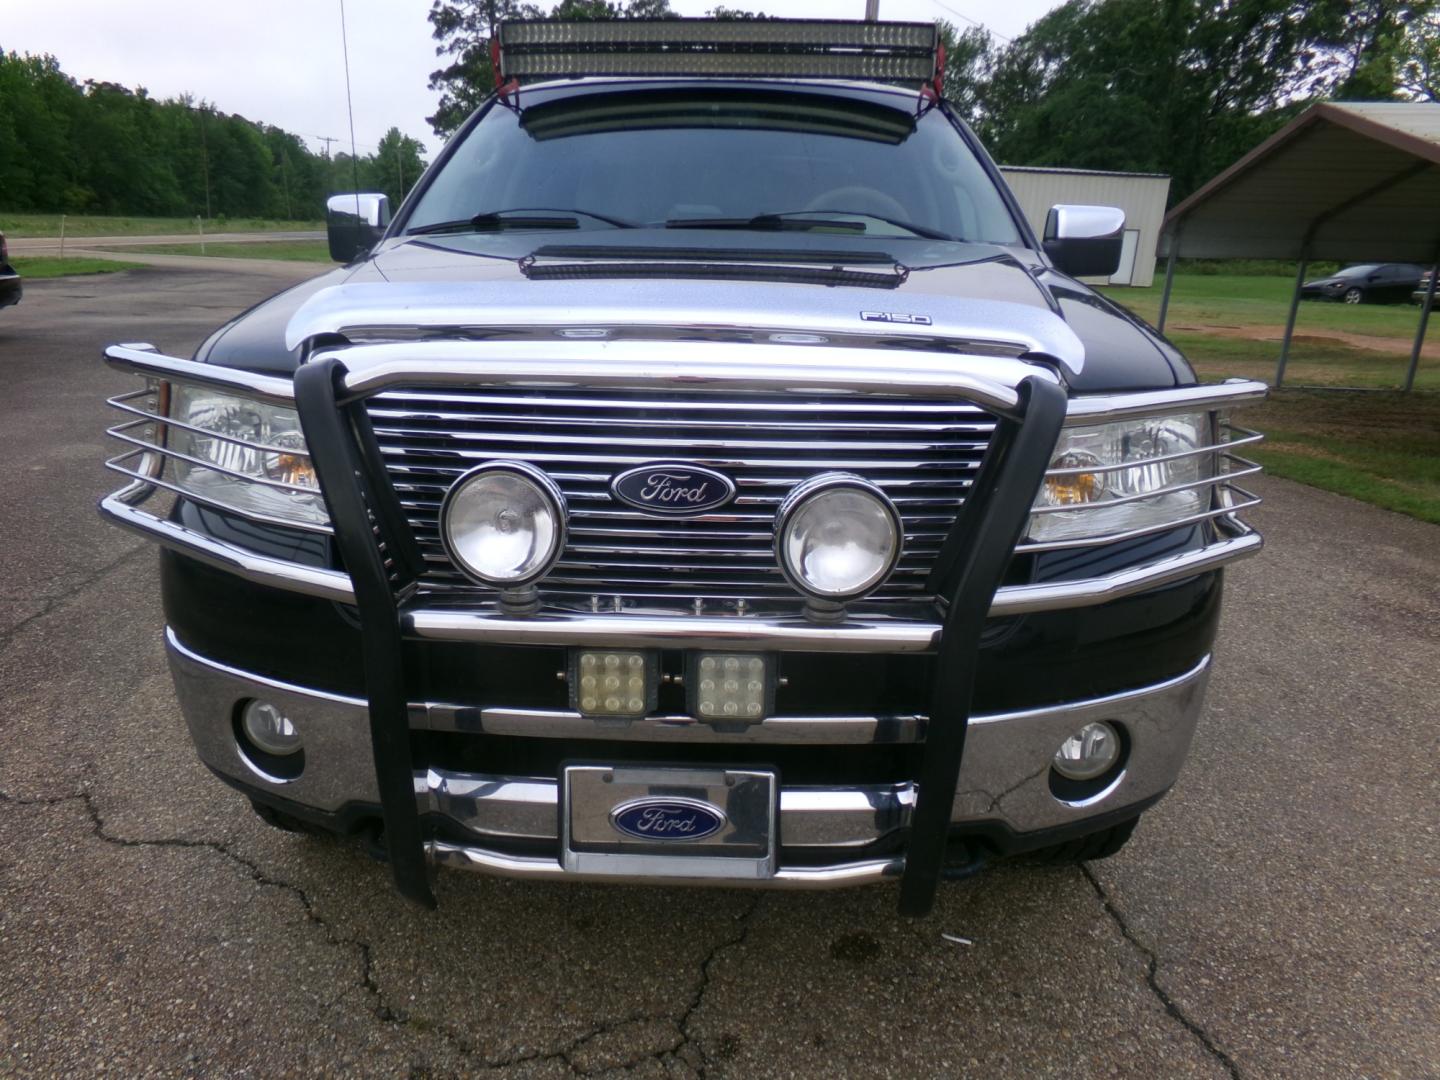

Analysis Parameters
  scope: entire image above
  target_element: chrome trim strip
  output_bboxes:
[104,450,335,537]
[419,704,927,744]
[108,421,319,495]
[1028,458,1262,515]
[102,495,354,603]
[424,841,904,888]
[417,767,914,849]
[992,523,1261,615]
[1063,380,1268,425]
[1015,484,1261,553]
[404,608,941,653]
[1042,430,1263,478]
[108,395,314,457]
[325,340,1035,418]
[104,343,296,406]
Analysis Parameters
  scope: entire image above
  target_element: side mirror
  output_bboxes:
[326,193,391,263]
[1043,204,1125,278]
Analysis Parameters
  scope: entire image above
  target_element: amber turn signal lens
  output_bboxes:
[1043,451,1106,505]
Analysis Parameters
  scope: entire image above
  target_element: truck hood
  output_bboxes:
[285,234,1089,378]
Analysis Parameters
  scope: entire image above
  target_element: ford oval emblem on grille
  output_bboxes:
[610,798,727,842]
[610,462,736,516]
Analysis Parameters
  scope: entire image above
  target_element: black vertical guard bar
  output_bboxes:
[294,358,436,909]
[899,375,1067,916]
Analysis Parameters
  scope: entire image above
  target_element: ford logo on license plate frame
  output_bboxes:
[609,797,727,842]
[610,462,736,516]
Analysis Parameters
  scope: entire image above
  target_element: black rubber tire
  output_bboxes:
[1343,287,1364,304]
[249,798,328,837]
[1027,815,1140,864]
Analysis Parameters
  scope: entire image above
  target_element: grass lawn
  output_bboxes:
[1238,390,1440,524]
[0,213,323,238]
[1102,273,1427,341]
[10,256,145,278]
[109,240,333,262]
[1100,273,1440,524]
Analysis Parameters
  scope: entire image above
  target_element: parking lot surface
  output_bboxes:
[1,267,1436,1077]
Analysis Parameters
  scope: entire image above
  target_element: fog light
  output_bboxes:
[688,653,774,721]
[1052,721,1121,781]
[241,700,301,756]
[571,650,657,718]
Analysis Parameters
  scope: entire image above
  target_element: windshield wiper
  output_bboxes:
[665,210,956,242]
[409,207,635,236]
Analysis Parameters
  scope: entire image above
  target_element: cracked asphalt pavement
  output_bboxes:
[2,266,1437,1077]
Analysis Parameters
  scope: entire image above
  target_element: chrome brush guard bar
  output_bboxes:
[99,341,1266,645]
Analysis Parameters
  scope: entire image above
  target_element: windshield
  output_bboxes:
[1335,264,1381,278]
[405,87,1023,245]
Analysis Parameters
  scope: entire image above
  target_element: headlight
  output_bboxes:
[776,473,902,601]
[168,384,328,528]
[441,461,566,587]
[1027,412,1210,544]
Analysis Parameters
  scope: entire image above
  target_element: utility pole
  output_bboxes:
[318,135,337,157]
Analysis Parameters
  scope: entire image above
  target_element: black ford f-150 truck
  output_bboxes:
[100,20,1264,915]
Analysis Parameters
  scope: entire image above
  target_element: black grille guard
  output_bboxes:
[295,355,1065,916]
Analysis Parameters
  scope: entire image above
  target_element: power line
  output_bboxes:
[932,0,1012,43]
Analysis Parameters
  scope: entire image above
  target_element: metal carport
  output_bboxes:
[1156,101,1440,390]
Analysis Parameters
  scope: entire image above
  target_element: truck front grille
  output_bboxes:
[365,387,996,602]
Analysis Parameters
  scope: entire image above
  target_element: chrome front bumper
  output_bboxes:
[167,628,1211,888]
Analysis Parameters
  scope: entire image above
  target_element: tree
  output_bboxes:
[426,0,674,138]
[934,19,994,127]
[366,127,430,207]
[1399,2,1440,99]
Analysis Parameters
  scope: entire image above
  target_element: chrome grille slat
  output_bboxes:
[366,386,992,601]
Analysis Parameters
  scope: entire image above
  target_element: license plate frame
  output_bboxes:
[560,763,778,880]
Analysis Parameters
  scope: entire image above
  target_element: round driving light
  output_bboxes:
[776,474,902,601]
[440,461,567,587]
[1053,721,1121,781]
[241,700,301,756]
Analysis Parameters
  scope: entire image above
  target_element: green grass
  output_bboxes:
[0,213,323,238]
[1101,271,1440,524]
[1242,390,1440,524]
[1103,273,1427,340]
[109,240,333,262]
[11,256,144,278]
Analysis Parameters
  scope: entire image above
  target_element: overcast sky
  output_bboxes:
[1,0,1062,157]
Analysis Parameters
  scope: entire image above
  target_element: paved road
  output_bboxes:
[1,266,1436,1077]
[9,230,324,253]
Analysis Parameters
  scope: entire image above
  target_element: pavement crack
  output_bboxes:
[676,893,763,1078]
[0,786,422,1047]
[0,544,147,654]
[1082,864,1242,1080]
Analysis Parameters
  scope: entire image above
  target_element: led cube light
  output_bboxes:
[687,653,776,722]
[570,649,659,718]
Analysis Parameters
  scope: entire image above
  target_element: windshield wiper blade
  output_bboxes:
[409,213,581,235]
[664,215,866,233]
[782,209,956,241]
[408,208,636,236]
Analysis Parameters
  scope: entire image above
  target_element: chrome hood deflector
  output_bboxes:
[284,279,1087,377]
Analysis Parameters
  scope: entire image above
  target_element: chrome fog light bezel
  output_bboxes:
[440,460,568,589]
[774,472,903,603]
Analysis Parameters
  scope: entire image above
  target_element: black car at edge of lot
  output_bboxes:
[95,19,1267,918]
[0,230,22,311]
[1300,262,1425,304]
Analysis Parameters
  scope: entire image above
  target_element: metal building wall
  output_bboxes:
[998,167,1172,286]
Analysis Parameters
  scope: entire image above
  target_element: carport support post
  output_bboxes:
[1275,257,1308,388]
[1405,259,1438,393]
[1156,239,1179,333]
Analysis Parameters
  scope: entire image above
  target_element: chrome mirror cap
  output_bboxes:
[1042,204,1126,279]
[326,193,391,263]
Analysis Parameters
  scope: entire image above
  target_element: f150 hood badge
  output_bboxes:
[610,798,727,842]
[611,463,736,516]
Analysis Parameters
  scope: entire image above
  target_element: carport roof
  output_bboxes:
[1163,101,1440,262]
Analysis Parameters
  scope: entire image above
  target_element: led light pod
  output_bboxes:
[570,650,659,718]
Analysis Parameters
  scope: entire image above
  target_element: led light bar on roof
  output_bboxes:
[494,19,942,89]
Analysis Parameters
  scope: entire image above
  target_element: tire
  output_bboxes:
[1026,815,1140,864]
[249,797,328,837]
[1343,287,1364,304]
